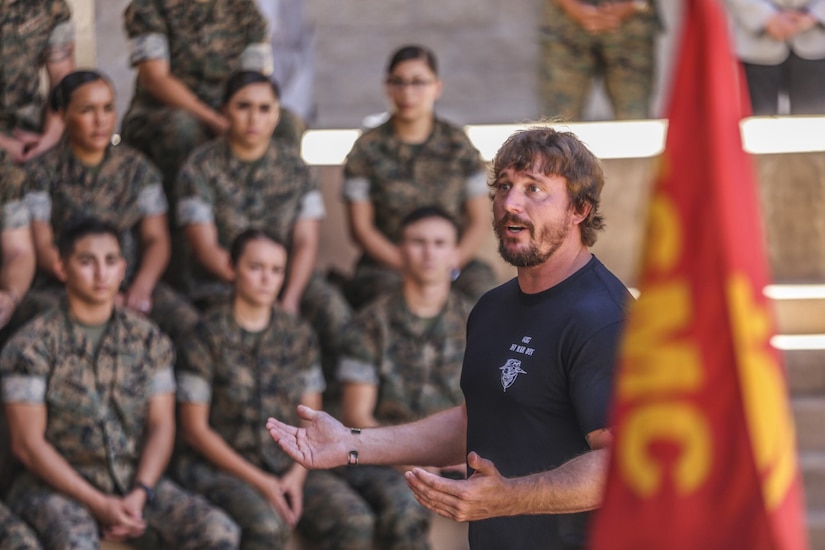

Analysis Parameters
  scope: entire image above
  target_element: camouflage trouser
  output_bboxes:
[539,2,657,121]
[0,502,41,550]
[175,461,373,550]
[0,282,199,353]
[6,476,239,550]
[346,258,496,310]
[337,466,431,550]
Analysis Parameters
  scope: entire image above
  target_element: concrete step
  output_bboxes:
[808,509,825,550]
[801,451,825,509]
[794,397,825,451]
[773,298,825,335]
[786,350,825,395]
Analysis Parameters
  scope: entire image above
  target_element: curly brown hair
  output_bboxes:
[490,127,606,247]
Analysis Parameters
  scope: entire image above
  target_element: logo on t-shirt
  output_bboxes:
[499,358,527,392]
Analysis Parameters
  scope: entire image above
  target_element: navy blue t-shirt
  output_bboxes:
[461,256,631,549]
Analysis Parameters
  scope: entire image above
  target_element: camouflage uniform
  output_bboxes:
[0,0,73,135]
[335,288,471,549]
[342,118,496,308]
[0,304,240,549]
[176,137,351,389]
[18,140,199,346]
[0,501,41,550]
[121,0,302,205]
[175,302,373,550]
[539,0,660,120]
[0,149,28,233]
[0,150,30,345]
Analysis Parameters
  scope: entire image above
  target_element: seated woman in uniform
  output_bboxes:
[342,44,496,308]
[21,70,197,345]
[174,229,372,550]
[176,71,350,390]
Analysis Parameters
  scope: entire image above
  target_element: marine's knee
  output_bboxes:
[193,508,242,550]
[241,512,291,550]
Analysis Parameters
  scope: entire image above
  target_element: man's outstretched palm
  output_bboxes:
[267,405,351,469]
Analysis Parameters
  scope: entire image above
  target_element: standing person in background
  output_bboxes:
[120,0,306,288]
[540,0,659,120]
[0,219,239,549]
[268,126,632,550]
[0,0,75,163]
[342,44,496,309]
[175,229,373,550]
[176,71,350,397]
[337,206,472,549]
[253,0,317,124]
[724,0,825,115]
[15,70,198,350]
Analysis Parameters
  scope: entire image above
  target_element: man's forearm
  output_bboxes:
[509,447,609,516]
[349,405,467,468]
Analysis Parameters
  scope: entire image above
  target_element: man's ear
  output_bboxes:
[54,258,67,283]
[571,202,592,225]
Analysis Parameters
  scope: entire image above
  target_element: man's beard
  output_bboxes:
[494,212,570,268]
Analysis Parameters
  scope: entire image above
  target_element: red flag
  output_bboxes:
[590,0,808,548]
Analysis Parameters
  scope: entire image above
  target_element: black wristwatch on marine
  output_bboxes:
[133,481,155,504]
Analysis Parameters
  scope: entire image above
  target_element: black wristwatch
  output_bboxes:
[133,481,155,504]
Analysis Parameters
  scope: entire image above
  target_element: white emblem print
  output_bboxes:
[499,358,527,392]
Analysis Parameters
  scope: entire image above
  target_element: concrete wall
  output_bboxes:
[88,0,686,130]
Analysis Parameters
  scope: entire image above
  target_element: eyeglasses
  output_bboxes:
[386,78,437,90]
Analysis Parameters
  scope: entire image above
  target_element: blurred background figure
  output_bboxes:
[0,0,75,163]
[724,0,825,115]
[254,0,317,124]
[342,45,496,310]
[539,0,660,120]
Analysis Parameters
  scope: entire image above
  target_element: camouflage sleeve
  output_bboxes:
[124,0,170,64]
[0,328,51,404]
[176,323,215,403]
[23,192,51,223]
[23,158,53,222]
[240,43,274,76]
[452,125,485,172]
[0,161,30,230]
[146,326,175,384]
[137,184,169,217]
[151,366,176,395]
[1,198,30,231]
[341,136,373,202]
[465,170,489,199]
[175,158,215,226]
[48,21,74,48]
[303,365,326,395]
[336,311,380,385]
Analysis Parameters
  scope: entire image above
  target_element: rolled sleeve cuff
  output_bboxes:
[342,177,370,202]
[137,184,169,217]
[304,365,326,394]
[176,372,211,403]
[240,43,274,76]
[298,190,325,220]
[176,197,214,226]
[152,367,176,395]
[48,21,75,47]
[24,191,51,222]
[465,170,489,198]
[2,200,30,230]
[336,357,379,385]
[129,33,170,65]
[2,375,46,403]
